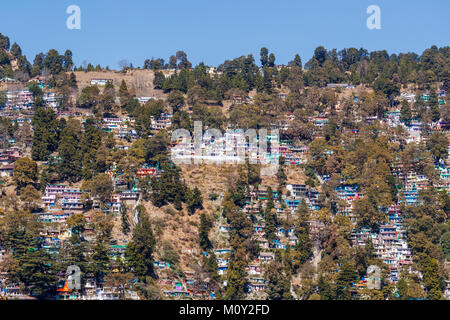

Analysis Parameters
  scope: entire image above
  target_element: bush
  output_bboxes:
[209,193,218,201]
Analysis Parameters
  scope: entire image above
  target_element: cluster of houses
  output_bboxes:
[1,88,61,112]
[334,184,362,221]
[151,113,172,131]
[0,147,21,177]
[2,89,33,110]
[391,160,450,205]
[159,269,213,299]
[279,140,309,165]
[101,116,137,140]
[42,184,84,211]
[93,113,171,141]
[54,271,140,300]
[351,205,413,283]
[170,129,283,165]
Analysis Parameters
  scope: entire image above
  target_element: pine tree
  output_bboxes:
[13,157,38,191]
[204,252,219,286]
[125,205,156,281]
[260,47,269,67]
[396,278,408,299]
[400,100,412,124]
[187,187,203,215]
[335,263,358,300]
[119,79,130,106]
[90,235,111,284]
[224,246,247,300]
[293,200,313,265]
[318,275,334,300]
[31,107,61,161]
[199,213,212,251]
[265,260,292,300]
[69,72,78,88]
[16,248,58,298]
[57,120,82,182]
[121,204,130,235]
[420,257,443,300]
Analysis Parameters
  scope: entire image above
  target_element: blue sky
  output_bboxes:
[1,0,449,69]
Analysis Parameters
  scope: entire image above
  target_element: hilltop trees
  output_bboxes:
[10,42,22,57]
[143,58,165,70]
[176,51,192,70]
[1,34,74,80]
[63,49,74,71]
[260,47,269,67]
[0,33,10,50]
[42,49,63,75]
[258,47,278,93]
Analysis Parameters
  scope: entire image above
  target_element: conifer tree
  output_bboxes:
[121,204,130,235]
[199,213,212,251]
[294,200,313,265]
[125,205,156,281]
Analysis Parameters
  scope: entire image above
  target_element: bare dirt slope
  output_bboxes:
[73,69,169,99]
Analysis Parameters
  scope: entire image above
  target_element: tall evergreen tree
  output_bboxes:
[57,120,82,182]
[31,107,62,161]
[125,205,156,281]
[293,200,313,266]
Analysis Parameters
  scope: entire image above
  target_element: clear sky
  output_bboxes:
[1,0,449,69]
